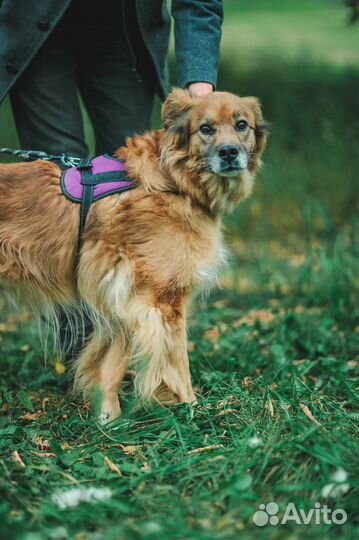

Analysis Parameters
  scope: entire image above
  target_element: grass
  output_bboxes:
[0,229,358,540]
[0,0,358,539]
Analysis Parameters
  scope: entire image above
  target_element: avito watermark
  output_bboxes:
[253,501,347,527]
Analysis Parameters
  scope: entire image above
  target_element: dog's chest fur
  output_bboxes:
[91,191,226,295]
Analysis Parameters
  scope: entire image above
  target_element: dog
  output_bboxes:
[0,89,267,422]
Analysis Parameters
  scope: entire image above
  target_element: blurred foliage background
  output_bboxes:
[217,0,358,242]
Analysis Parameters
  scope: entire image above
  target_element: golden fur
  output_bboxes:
[0,89,267,422]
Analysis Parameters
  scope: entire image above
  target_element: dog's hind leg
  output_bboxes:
[74,332,130,423]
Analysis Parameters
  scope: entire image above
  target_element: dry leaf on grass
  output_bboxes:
[243,376,252,389]
[61,442,72,451]
[347,360,359,368]
[299,403,322,427]
[34,436,51,451]
[104,456,123,477]
[187,444,224,455]
[118,444,140,457]
[32,451,56,458]
[216,395,240,409]
[20,410,44,421]
[12,450,25,468]
[233,309,280,328]
[265,398,275,419]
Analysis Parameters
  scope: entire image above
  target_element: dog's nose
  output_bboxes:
[218,145,239,163]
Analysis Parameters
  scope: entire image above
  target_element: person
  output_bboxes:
[0,0,223,156]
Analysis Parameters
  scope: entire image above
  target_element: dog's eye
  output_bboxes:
[235,120,248,131]
[199,124,215,135]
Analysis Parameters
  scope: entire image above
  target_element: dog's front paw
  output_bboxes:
[99,411,111,425]
[98,396,121,424]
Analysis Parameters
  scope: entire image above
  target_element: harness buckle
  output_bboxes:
[77,157,93,171]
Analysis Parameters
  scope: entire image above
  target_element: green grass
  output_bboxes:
[0,0,358,539]
[0,229,358,540]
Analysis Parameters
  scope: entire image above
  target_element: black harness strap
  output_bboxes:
[78,157,94,246]
[76,157,133,250]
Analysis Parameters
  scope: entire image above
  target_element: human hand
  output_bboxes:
[187,82,213,97]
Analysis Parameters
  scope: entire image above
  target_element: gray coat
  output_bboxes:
[0,0,223,104]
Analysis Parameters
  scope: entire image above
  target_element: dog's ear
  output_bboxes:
[242,97,269,172]
[161,88,194,145]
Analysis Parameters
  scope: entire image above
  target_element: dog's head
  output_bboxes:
[161,89,268,212]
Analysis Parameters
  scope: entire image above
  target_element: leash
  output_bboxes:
[0,147,82,168]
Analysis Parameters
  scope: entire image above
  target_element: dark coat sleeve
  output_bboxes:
[171,0,223,89]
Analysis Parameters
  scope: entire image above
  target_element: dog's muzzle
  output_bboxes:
[209,145,248,176]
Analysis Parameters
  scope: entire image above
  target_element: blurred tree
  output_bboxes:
[345,0,359,23]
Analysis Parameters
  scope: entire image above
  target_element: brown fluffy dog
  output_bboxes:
[0,89,267,422]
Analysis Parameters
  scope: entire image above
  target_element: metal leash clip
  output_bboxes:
[0,147,82,168]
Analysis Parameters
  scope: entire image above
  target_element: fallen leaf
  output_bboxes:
[265,398,275,419]
[20,410,44,421]
[299,403,322,427]
[216,395,239,409]
[61,442,72,451]
[347,360,359,368]
[32,451,56,458]
[187,444,224,455]
[218,409,238,416]
[104,456,123,476]
[118,445,140,457]
[12,450,25,468]
[243,377,252,389]
[41,397,50,411]
[34,436,51,451]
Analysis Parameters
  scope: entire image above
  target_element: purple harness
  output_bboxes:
[61,154,136,244]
